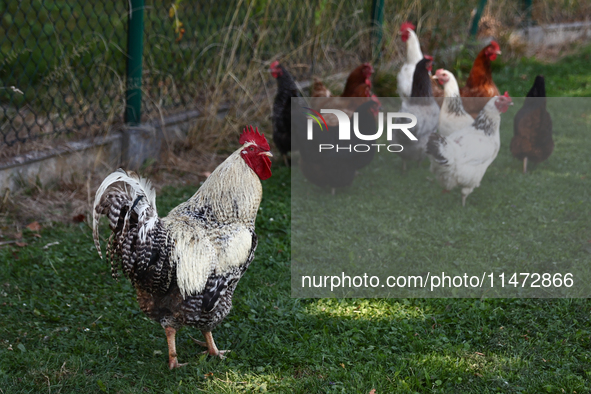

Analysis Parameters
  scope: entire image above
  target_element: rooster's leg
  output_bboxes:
[461,194,468,207]
[189,334,207,348]
[523,157,528,174]
[201,331,230,359]
[165,326,187,369]
[283,154,289,167]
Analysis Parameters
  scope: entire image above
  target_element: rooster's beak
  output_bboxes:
[431,75,439,80]
[496,50,502,55]
[260,151,273,157]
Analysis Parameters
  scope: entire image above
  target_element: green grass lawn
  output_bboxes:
[1,46,591,393]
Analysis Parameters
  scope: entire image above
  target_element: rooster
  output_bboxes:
[433,69,474,137]
[397,22,424,101]
[427,93,513,206]
[510,75,553,173]
[271,61,300,166]
[393,57,439,172]
[92,127,272,369]
[459,41,502,118]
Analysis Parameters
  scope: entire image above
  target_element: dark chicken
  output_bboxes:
[393,57,439,172]
[510,75,553,173]
[93,127,272,369]
[271,61,300,165]
[293,98,380,194]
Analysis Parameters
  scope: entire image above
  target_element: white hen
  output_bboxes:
[397,22,423,101]
[433,69,474,137]
[427,93,513,206]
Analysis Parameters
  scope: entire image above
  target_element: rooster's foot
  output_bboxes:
[169,357,188,370]
[165,327,187,370]
[441,189,450,194]
[200,349,231,359]
[198,331,230,359]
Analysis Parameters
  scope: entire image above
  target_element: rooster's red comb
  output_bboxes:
[240,126,270,150]
[270,60,280,70]
[489,40,500,52]
[400,22,416,32]
[503,91,512,100]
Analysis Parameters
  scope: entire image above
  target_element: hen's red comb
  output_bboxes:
[270,60,280,70]
[240,125,270,150]
[400,22,416,32]
[490,40,500,52]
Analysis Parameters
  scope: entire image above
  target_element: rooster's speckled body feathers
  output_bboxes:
[93,129,272,368]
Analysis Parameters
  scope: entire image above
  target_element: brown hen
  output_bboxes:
[312,63,375,126]
[459,41,501,118]
[510,75,553,173]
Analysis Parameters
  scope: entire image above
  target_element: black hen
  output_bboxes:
[393,57,440,172]
[271,61,300,165]
[510,75,553,173]
[293,98,380,193]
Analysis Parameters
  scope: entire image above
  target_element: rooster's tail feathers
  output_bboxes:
[92,169,159,258]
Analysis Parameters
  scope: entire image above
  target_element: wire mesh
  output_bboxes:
[0,0,373,151]
[1,0,588,152]
[0,1,128,149]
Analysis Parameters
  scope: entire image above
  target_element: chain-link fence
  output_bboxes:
[1,1,128,149]
[1,0,589,154]
[0,0,376,152]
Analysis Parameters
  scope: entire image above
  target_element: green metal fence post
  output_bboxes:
[370,0,385,61]
[523,0,533,26]
[469,0,488,38]
[125,0,145,126]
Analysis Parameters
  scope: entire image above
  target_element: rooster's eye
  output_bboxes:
[249,147,254,151]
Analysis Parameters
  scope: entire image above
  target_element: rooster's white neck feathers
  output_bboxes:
[406,30,423,66]
[164,144,263,298]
